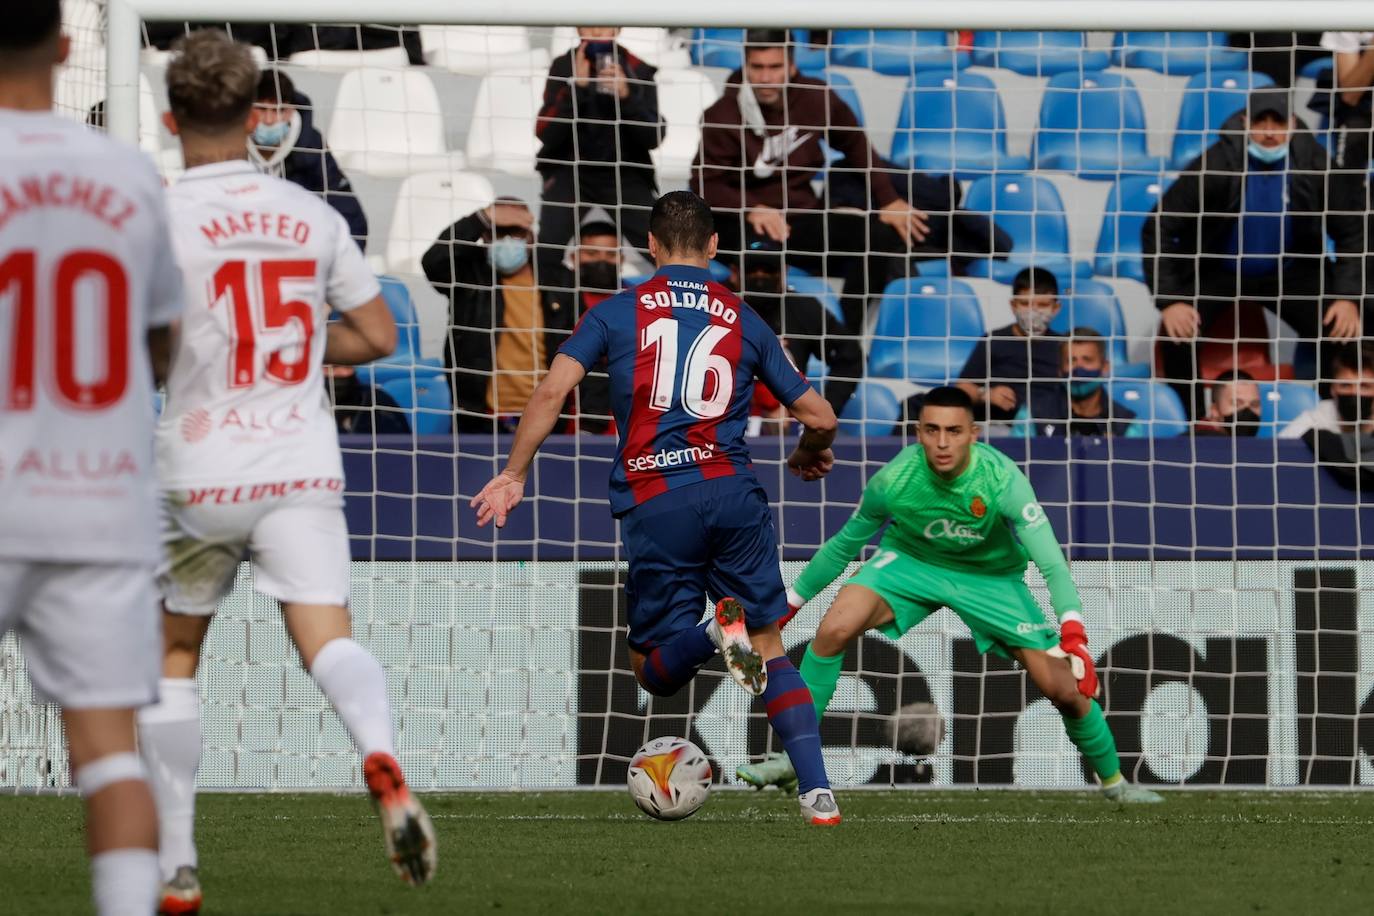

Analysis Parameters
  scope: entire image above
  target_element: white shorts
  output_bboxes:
[0,561,159,708]
[157,482,351,616]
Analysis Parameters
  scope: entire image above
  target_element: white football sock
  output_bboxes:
[90,848,159,916]
[136,677,201,879]
[310,638,396,758]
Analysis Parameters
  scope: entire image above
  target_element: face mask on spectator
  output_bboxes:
[489,235,530,275]
[1014,308,1052,336]
[1336,393,1374,424]
[252,115,293,148]
[1227,408,1262,436]
[577,260,619,293]
[1247,141,1288,164]
[1069,367,1104,399]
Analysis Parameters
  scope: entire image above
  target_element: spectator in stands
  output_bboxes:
[251,69,367,248]
[325,366,410,435]
[1144,89,1364,417]
[535,27,664,280]
[729,240,863,418]
[421,197,575,433]
[562,216,626,434]
[1281,341,1374,439]
[1019,330,1144,437]
[1322,31,1374,286]
[1193,370,1263,437]
[691,28,932,330]
[956,267,1065,426]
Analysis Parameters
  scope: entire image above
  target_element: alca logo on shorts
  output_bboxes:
[970,496,986,518]
[923,518,985,543]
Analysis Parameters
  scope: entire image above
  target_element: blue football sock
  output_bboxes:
[763,656,829,794]
[638,621,716,697]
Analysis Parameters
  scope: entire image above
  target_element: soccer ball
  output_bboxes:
[886,701,946,757]
[626,737,712,821]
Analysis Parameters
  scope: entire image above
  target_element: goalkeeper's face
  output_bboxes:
[917,405,976,478]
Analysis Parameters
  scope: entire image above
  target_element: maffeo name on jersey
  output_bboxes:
[0,173,137,232]
[199,211,312,247]
[638,283,738,325]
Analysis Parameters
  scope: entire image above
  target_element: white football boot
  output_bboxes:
[707,597,766,696]
[799,787,842,826]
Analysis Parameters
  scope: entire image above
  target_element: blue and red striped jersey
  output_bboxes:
[558,264,811,515]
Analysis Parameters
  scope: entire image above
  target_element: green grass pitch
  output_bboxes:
[7,789,1373,914]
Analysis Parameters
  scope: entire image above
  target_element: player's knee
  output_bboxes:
[814,614,860,656]
[633,670,680,698]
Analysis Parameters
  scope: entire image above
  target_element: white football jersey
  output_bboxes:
[157,161,380,489]
[0,110,182,565]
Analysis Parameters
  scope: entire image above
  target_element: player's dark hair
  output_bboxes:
[744,29,791,58]
[1064,327,1107,362]
[920,386,975,420]
[1012,267,1059,298]
[0,0,62,65]
[649,191,716,257]
[256,68,296,104]
[166,29,259,134]
[1332,340,1374,377]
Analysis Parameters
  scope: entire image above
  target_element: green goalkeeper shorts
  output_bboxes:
[845,548,1058,659]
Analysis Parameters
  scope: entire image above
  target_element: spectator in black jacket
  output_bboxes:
[325,366,411,435]
[534,27,664,279]
[421,197,575,433]
[729,240,863,416]
[1144,89,1364,416]
[251,69,368,248]
[955,267,1065,425]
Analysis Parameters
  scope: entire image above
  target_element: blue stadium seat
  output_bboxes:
[839,381,903,437]
[381,376,452,435]
[889,71,1031,178]
[829,30,968,74]
[689,29,822,71]
[1094,175,1167,282]
[868,277,985,384]
[961,173,1089,284]
[1032,71,1167,179]
[1113,32,1249,75]
[354,277,445,386]
[1170,70,1275,170]
[1049,279,1150,377]
[1109,380,1188,437]
[785,267,844,322]
[970,31,1109,76]
[1257,381,1320,438]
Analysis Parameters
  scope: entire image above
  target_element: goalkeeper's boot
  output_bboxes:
[708,597,766,696]
[799,787,842,826]
[1101,779,1164,805]
[156,865,201,916]
[364,751,437,887]
[736,751,798,793]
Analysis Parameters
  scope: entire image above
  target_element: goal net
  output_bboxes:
[6,3,1374,792]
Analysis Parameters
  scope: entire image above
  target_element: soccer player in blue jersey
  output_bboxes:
[472,190,842,824]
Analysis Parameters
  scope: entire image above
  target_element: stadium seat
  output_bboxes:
[1108,380,1189,437]
[649,68,722,184]
[889,71,1031,178]
[839,382,903,437]
[1094,175,1167,282]
[1032,71,1167,179]
[688,29,820,71]
[785,268,845,322]
[385,170,496,276]
[381,376,453,435]
[549,28,692,70]
[868,278,985,384]
[1170,70,1275,169]
[354,277,445,386]
[1257,382,1320,438]
[1112,32,1250,76]
[421,26,550,73]
[1050,279,1150,377]
[1193,302,1293,382]
[464,67,545,175]
[327,68,464,177]
[55,65,160,153]
[828,30,968,74]
[961,173,1089,284]
[970,31,1109,76]
[287,46,411,69]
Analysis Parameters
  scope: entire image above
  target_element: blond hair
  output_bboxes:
[165,29,259,133]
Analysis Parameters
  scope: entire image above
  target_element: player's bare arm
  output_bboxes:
[323,294,397,365]
[786,387,838,481]
[472,353,587,529]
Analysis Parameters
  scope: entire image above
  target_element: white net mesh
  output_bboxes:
[5,15,1374,791]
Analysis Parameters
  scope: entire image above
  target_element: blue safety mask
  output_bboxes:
[1069,367,1104,399]
[489,235,530,275]
[1248,140,1288,164]
[252,119,291,147]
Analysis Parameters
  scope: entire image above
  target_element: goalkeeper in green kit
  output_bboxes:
[738,387,1162,803]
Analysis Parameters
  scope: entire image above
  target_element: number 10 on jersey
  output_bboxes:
[640,318,734,420]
